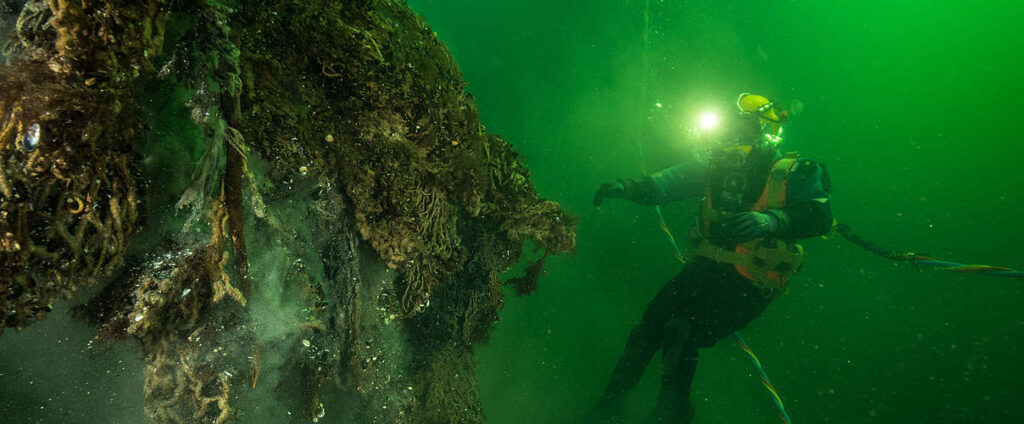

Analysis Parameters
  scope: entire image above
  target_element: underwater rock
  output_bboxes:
[0,0,575,423]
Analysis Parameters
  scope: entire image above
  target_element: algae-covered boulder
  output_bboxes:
[0,1,575,423]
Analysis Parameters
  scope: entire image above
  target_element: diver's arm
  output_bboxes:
[771,160,834,239]
[646,160,708,204]
[593,160,707,207]
[770,200,833,239]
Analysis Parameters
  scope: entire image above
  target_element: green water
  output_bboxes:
[408,0,1024,422]
[1,1,1022,423]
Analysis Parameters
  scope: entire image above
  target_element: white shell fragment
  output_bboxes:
[22,123,40,152]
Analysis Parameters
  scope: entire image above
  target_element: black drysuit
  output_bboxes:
[598,148,833,422]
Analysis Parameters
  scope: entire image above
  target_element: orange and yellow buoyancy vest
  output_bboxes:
[690,151,806,290]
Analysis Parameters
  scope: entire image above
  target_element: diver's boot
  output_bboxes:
[580,393,627,424]
[646,394,694,424]
[585,321,663,424]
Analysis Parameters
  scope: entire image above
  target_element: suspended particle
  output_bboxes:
[789,99,805,116]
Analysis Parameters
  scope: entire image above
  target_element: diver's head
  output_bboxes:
[737,93,787,127]
[736,93,786,152]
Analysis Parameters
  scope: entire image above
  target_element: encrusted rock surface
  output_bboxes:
[0,1,575,423]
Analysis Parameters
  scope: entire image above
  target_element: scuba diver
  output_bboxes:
[588,94,834,423]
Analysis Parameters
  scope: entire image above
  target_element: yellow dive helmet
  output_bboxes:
[736,93,787,143]
[736,93,787,124]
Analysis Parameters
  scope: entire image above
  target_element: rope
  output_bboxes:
[836,223,1024,280]
[914,260,1024,278]
[733,333,794,424]
[654,205,688,263]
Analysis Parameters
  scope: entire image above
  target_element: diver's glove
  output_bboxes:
[722,210,786,244]
[593,180,627,207]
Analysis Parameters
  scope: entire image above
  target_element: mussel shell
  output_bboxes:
[22,123,40,152]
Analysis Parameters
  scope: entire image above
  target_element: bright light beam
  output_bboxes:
[698,112,720,131]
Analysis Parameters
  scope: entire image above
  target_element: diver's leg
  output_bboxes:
[647,262,776,423]
[589,270,694,419]
[595,316,662,409]
[649,317,698,423]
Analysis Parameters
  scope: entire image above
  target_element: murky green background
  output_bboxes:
[408,0,1024,422]
[1,1,1022,423]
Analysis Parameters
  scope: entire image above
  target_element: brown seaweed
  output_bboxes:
[0,0,576,422]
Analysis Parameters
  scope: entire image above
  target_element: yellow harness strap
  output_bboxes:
[753,152,799,211]
[692,152,805,290]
